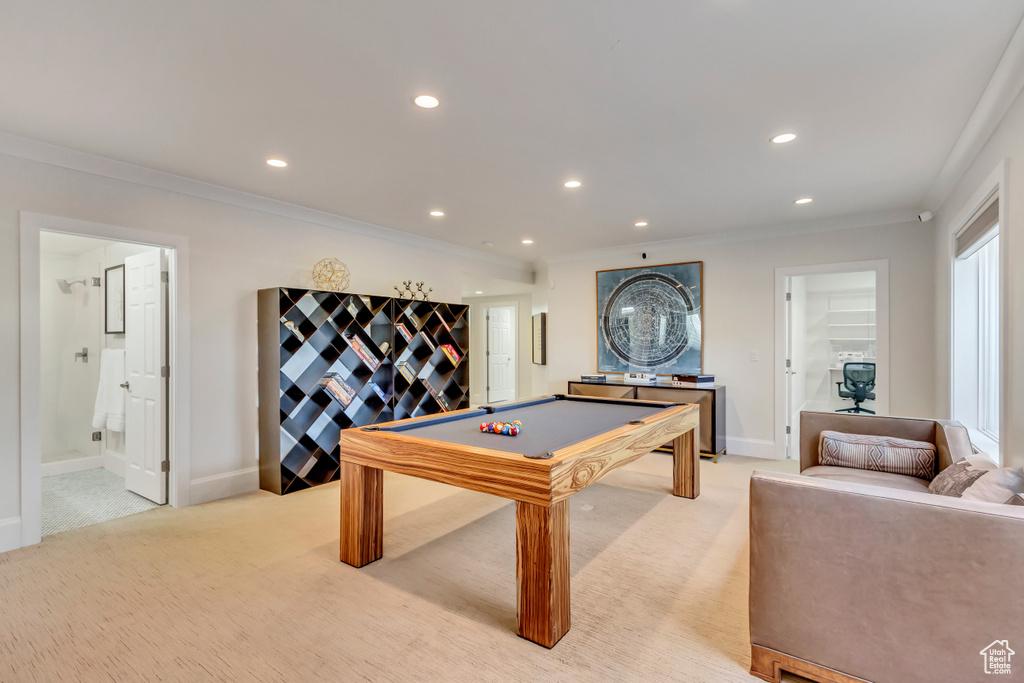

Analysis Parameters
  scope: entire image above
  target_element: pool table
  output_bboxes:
[337,393,700,648]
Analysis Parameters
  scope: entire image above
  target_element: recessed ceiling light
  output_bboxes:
[266,159,287,168]
[430,210,444,217]
[794,197,813,204]
[634,221,648,227]
[482,241,494,247]
[475,290,483,294]
[771,133,797,144]
[522,239,534,244]
[414,95,439,109]
[564,180,582,188]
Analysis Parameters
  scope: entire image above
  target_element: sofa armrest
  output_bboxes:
[750,470,1024,683]
[798,412,970,472]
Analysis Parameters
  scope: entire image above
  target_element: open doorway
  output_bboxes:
[38,233,169,536]
[774,261,890,460]
[19,212,190,550]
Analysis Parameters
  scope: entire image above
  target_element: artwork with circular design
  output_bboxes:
[596,262,703,374]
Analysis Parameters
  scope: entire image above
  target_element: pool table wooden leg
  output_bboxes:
[339,460,383,567]
[516,499,570,648]
[672,427,699,499]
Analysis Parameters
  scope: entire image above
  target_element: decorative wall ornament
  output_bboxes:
[311,258,351,292]
[596,261,703,374]
[394,280,432,301]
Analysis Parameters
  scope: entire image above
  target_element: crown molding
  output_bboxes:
[536,208,917,266]
[924,14,1024,208]
[0,132,533,282]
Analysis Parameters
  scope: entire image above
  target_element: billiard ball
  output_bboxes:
[509,426,519,436]
[480,423,488,432]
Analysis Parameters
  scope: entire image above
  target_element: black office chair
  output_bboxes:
[835,362,876,414]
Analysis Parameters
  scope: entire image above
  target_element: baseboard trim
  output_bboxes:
[725,437,778,460]
[189,467,259,505]
[40,455,104,477]
[0,516,22,554]
[750,645,869,683]
[103,450,126,477]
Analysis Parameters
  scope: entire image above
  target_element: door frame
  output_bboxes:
[19,212,191,548]
[773,259,890,460]
[486,301,518,403]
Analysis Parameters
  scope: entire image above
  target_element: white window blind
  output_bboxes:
[955,198,999,258]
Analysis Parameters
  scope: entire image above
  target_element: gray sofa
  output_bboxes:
[749,411,1024,683]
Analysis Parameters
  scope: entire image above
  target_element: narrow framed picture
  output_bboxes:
[532,312,547,365]
[105,264,125,334]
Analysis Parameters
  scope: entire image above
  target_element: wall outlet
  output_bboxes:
[92,431,102,441]
[749,351,760,362]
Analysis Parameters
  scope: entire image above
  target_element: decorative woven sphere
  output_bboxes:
[312,258,351,292]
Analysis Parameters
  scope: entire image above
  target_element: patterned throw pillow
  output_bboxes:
[818,430,936,480]
[928,456,996,497]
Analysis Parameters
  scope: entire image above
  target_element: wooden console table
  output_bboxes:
[567,379,726,460]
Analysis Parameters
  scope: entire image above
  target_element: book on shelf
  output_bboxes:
[419,331,436,351]
[396,361,416,383]
[441,343,461,365]
[395,323,413,342]
[580,374,606,383]
[671,373,715,386]
[346,334,380,371]
[319,372,356,408]
[368,382,387,402]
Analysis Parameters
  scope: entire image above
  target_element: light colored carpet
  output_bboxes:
[42,467,161,537]
[3,453,801,682]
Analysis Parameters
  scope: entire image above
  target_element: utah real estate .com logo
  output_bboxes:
[981,640,1014,675]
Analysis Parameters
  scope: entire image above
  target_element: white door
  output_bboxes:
[487,306,516,403]
[124,249,167,504]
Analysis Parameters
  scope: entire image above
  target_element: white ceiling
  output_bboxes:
[2,1,1023,261]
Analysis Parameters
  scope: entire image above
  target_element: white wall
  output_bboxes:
[543,220,937,458]
[934,81,1024,468]
[0,150,531,539]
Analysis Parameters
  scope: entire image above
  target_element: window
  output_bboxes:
[952,197,1000,456]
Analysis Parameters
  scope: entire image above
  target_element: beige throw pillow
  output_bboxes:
[960,465,1024,504]
[818,430,936,480]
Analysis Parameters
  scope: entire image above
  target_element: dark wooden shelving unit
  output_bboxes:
[258,288,470,494]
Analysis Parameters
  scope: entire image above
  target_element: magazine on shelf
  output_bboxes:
[319,372,356,408]
[395,323,413,342]
[441,343,461,365]
[435,392,451,412]
[369,381,387,402]
[396,361,415,383]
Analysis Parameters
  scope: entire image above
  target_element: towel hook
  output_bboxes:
[74,348,88,363]
[120,381,130,392]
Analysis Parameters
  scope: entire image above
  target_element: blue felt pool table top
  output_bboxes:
[370,395,676,459]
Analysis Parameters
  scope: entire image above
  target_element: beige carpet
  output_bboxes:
[0,453,802,682]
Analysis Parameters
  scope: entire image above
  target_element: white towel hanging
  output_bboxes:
[92,348,126,432]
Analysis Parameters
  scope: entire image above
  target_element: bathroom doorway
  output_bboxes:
[38,232,167,536]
